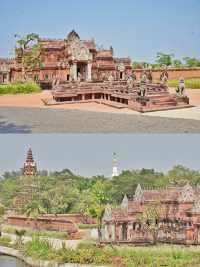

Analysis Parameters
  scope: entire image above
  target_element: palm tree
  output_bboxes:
[24,200,46,231]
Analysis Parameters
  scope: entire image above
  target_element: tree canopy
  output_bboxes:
[0,165,199,217]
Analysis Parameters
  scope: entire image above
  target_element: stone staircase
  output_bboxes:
[140,93,192,112]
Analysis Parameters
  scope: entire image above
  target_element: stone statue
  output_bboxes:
[160,70,169,84]
[127,75,134,89]
[108,73,114,83]
[176,77,185,96]
[146,69,153,83]
[139,73,148,97]
[131,71,137,81]
[77,72,82,83]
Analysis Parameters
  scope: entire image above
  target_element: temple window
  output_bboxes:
[45,74,49,80]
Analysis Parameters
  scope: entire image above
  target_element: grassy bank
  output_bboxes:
[23,240,200,267]
[2,236,200,267]
[168,78,200,89]
[2,225,68,240]
[0,83,41,94]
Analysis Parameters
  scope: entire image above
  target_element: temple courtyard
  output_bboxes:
[0,88,200,133]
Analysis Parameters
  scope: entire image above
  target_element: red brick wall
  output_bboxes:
[42,213,96,224]
[133,68,200,80]
[7,216,78,234]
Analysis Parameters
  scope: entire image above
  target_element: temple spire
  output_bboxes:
[112,152,119,177]
[22,148,37,176]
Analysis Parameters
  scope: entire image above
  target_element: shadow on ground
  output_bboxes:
[0,119,31,133]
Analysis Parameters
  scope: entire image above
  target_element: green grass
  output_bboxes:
[0,236,12,247]
[78,223,98,229]
[2,225,68,240]
[0,83,41,94]
[20,238,200,267]
[168,78,200,89]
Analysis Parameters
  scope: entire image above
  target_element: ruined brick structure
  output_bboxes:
[10,30,132,85]
[103,184,200,245]
[50,80,191,112]
[7,215,78,235]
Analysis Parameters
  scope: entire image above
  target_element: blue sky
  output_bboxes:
[0,134,200,177]
[0,0,199,62]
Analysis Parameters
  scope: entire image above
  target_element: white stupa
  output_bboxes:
[112,152,119,177]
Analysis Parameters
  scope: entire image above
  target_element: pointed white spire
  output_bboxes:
[134,184,143,202]
[121,194,129,210]
[112,152,119,177]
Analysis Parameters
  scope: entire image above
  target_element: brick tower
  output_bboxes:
[22,148,37,176]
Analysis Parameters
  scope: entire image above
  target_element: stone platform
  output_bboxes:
[48,81,192,112]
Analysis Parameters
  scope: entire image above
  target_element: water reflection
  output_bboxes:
[0,255,28,267]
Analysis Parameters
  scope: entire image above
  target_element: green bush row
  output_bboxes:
[0,83,41,94]
[168,78,200,89]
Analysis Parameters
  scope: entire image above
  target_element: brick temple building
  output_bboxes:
[103,183,200,245]
[13,148,38,211]
[22,147,37,176]
[10,30,132,85]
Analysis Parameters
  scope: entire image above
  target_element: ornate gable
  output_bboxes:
[121,195,129,210]
[134,184,143,202]
[67,31,92,61]
[179,183,195,202]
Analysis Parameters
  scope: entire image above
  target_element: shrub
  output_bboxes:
[24,238,56,260]
[0,236,12,247]
[0,83,41,94]
[78,223,98,229]
[76,240,97,250]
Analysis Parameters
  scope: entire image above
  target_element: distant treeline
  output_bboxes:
[133,53,200,69]
[0,165,200,214]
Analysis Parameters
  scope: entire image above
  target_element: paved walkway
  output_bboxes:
[146,106,200,121]
[0,89,200,133]
[1,107,200,133]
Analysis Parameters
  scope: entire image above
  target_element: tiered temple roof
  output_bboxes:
[22,148,37,176]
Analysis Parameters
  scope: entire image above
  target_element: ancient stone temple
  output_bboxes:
[0,58,13,84]
[10,30,132,85]
[102,184,200,245]
[22,148,37,176]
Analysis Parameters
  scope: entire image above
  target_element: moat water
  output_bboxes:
[0,255,28,267]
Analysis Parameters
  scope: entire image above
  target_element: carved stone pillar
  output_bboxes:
[87,62,92,81]
[72,62,77,81]
[111,224,116,241]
